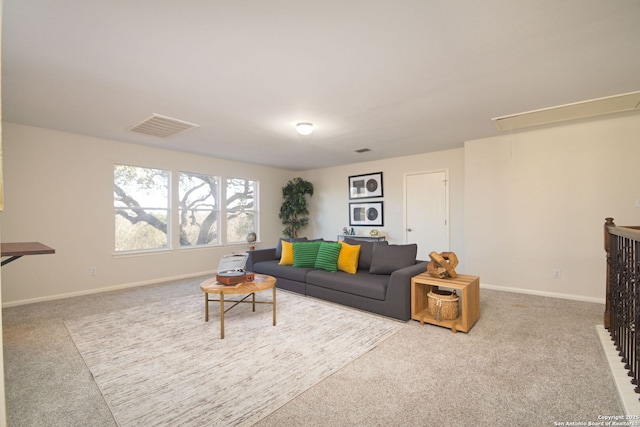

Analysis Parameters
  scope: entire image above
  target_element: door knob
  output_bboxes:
[407,228,413,232]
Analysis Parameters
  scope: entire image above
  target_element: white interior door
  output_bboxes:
[405,171,449,261]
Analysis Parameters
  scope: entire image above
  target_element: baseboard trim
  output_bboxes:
[481,283,605,304]
[2,275,605,308]
[596,325,640,415]
[1,270,217,308]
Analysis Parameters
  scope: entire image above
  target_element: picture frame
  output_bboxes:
[349,201,384,226]
[348,172,383,199]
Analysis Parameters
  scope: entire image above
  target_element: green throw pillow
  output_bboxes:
[292,241,322,268]
[314,242,342,272]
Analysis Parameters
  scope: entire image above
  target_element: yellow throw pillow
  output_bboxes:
[279,240,294,265]
[338,241,360,274]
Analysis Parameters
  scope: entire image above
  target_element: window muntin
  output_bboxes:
[226,177,257,243]
[179,172,220,246]
[114,165,170,252]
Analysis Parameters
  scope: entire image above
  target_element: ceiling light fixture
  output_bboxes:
[296,122,314,135]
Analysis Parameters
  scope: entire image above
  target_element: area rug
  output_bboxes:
[64,290,402,426]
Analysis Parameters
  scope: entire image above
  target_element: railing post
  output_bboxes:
[604,217,615,329]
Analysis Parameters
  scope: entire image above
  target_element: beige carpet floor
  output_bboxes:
[2,275,625,426]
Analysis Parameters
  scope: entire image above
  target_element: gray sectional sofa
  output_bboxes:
[245,237,427,321]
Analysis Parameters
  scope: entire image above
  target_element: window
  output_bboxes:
[179,172,220,246]
[226,177,257,243]
[114,165,170,252]
[114,165,258,251]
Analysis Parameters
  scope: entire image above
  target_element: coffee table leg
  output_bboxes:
[273,286,277,326]
[204,292,209,322]
[252,292,256,312]
[220,292,225,339]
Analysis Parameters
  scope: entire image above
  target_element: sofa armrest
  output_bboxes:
[246,248,277,271]
[393,260,428,279]
[384,261,428,321]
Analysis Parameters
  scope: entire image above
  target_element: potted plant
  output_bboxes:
[279,177,314,238]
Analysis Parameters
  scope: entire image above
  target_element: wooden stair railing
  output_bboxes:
[604,218,640,397]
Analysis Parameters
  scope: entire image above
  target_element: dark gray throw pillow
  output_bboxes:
[274,237,308,259]
[369,243,418,274]
[343,238,388,271]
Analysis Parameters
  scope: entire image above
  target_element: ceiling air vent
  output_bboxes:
[492,91,640,131]
[355,148,371,153]
[128,113,200,138]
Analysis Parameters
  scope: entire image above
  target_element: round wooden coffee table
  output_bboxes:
[200,274,276,339]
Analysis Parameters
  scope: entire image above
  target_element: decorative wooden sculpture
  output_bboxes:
[427,251,459,278]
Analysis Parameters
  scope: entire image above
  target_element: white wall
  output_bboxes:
[300,148,466,269]
[4,114,637,306]
[0,123,293,305]
[465,114,640,303]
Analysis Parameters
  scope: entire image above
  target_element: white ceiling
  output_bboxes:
[3,1,640,171]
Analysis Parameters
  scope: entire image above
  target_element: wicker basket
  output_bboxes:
[427,289,459,321]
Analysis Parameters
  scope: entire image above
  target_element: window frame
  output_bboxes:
[114,163,260,253]
[114,163,171,254]
[177,171,221,248]
[224,176,259,245]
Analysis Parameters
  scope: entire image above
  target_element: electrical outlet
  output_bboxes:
[553,269,561,279]
[90,267,97,276]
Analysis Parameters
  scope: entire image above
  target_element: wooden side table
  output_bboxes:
[411,273,480,333]
[200,274,277,339]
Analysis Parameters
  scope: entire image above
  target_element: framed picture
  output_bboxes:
[349,172,383,199]
[349,201,384,226]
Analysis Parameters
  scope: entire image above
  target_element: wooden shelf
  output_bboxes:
[414,308,463,331]
[411,273,480,333]
[337,235,386,242]
[1,242,55,266]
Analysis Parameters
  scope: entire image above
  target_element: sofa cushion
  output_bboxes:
[337,241,360,274]
[292,241,323,268]
[306,269,389,301]
[252,260,313,282]
[343,238,389,271]
[275,237,308,259]
[278,240,294,265]
[314,242,342,272]
[369,243,418,275]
